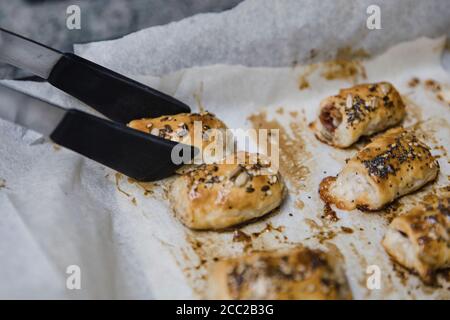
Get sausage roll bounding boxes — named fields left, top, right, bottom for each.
left=128, top=111, right=232, bottom=163
left=320, top=127, right=439, bottom=211
left=207, top=247, right=352, bottom=300
left=311, top=82, right=406, bottom=148
left=382, top=187, right=450, bottom=283
left=169, top=152, right=286, bottom=230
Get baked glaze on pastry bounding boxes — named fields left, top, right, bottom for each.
left=311, top=82, right=406, bottom=148
left=169, top=152, right=286, bottom=230
left=207, top=247, right=352, bottom=300
left=382, top=186, right=450, bottom=283
left=128, top=111, right=230, bottom=162
left=319, top=127, right=439, bottom=211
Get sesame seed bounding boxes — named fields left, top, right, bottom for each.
left=346, top=94, right=353, bottom=109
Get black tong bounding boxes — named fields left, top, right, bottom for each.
left=0, top=28, right=196, bottom=181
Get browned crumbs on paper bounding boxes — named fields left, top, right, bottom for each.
left=424, top=79, right=442, bottom=92
left=231, top=222, right=289, bottom=253
left=180, top=233, right=212, bottom=295
left=248, top=111, right=311, bottom=191
left=336, top=47, right=371, bottom=60
left=114, top=173, right=131, bottom=197
left=295, top=199, right=305, bottom=209
left=382, top=201, right=403, bottom=223
left=433, top=145, right=448, bottom=159
left=408, top=77, right=420, bottom=88
left=297, top=47, right=369, bottom=89
left=320, top=47, right=369, bottom=84
left=340, top=226, right=354, bottom=234
left=297, top=64, right=318, bottom=90
left=127, top=177, right=156, bottom=196
left=424, top=79, right=450, bottom=107
left=303, top=218, right=337, bottom=244
left=298, top=77, right=310, bottom=90
left=182, top=220, right=289, bottom=297
left=250, top=223, right=285, bottom=238
left=232, top=230, right=252, bottom=251
left=316, top=230, right=337, bottom=244
left=322, top=203, right=339, bottom=223
left=233, top=229, right=252, bottom=243
left=391, top=258, right=410, bottom=286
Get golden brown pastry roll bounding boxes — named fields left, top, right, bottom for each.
left=320, top=127, right=439, bottom=211
left=207, top=247, right=352, bottom=300
left=169, top=152, right=286, bottom=230
left=311, top=82, right=406, bottom=148
left=128, top=111, right=231, bottom=163
left=382, top=187, right=450, bottom=283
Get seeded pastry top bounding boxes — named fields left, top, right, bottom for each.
left=313, top=82, right=407, bottom=148
left=185, top=152, right=280, bottom=202
left=169, top=151, right=286, bottom=230
left=333, top=82, right=404, bottom=129
left=128, top=111, right=227, bottom=143
left=355, top=127, right=438, bottom=181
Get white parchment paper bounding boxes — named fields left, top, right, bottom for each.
left=0, top=0, right=449, bottom=299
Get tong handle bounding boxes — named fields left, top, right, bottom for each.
left=0, top=27, right=62, bottom=79
left=48, top=53, right=190, bottom=124
left=0, top=28, right=191, bottom=124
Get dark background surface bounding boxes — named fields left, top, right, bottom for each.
left=0, top=0, right=243, bottom=79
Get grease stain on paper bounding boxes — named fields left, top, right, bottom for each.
left=320, top=47, right=369, bottom=84
left=297, top=64, right=318, bottom=90
left=248, top=111, right=312, bottom=191
left=424, top=79, right=450, bottom=107
left=178, top=219, right=293, bottom=297
left=193, top=81, right=206, bottom=113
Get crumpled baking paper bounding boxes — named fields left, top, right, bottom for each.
left=0, top=0, right=449, bottom=299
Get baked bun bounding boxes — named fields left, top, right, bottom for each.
left=320, top=127, right=439, bottom=211
left=207, top=247, right=352, bottom=300
left=128, top=111, right=232, bottom=163
left=311, top=82, right=406, bottom=148
left=169, top=152, right=286, bottom=230
left=382, top=186, right=450, bottom=283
